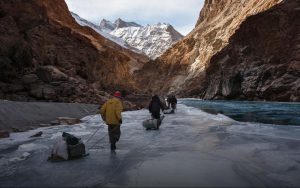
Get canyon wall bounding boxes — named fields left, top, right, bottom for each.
left=0, top=0, right=148, bottom=104
left=136, top=0, right=299, bottom=102
left=200, top=0, right=300, bottom=101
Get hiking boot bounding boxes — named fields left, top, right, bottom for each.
left=110, top=144, right=116, bottom=150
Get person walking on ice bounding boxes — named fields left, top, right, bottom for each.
left=100, top=91, right=123, bottom=151
left=167, top=95, right=177, bottom=112
left=148, top=95, right=165, bottom=129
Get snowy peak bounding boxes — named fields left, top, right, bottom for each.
left=99, top=18, right=142, bottom=31
left=145, top=22, right=183, bottom=41
left=114, top=18, right=141, bottom=28
left=99, top=19, right=116, bottom=32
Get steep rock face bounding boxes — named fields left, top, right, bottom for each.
left=0, top=0, right=148, bottom=104
left=135, top=0, right=299, bottom=102
left=160, top=0, right=282, bottom=89
left=201, top=0, right=300, bottom=101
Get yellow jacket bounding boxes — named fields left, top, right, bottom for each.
left=100, top=97, right=123, bottom=125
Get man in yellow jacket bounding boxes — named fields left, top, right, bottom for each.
left=100, top=91, right=123, bottom=151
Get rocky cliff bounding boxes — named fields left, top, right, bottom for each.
left=135, top=0, right=299, bottom=102
left=0, top=0, right=148, bottom=105
left=201, top=0, right=300, bottom=101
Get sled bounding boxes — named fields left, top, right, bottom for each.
left=143, top=119, right=159, bottom=129
left=48, top=133, right=88, bottom=162
left=68, top=141, right=87, bottom=160
left=163, top=109, right=174, bottom=114
left=143, top=115, right=164, bottom=130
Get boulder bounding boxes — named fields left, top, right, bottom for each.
left=22, top=74, right=39, bottom=84
left=12, top=127, right=24, bottom=132
left=60, top=84, right=75, bottom=97
left=29, top=84, right=57, bottom=100
left=29, top=84, right=44, bottom=99
left=43, top=85, right=56, bottom=100
left=29, top=131, right=43, bottom=138
left=36, top=65, right=68, bottom=83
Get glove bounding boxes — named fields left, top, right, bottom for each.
left=119, top=119, right=122, bottom=124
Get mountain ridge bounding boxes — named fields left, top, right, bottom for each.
left=97, top=18, right=184, bottom=59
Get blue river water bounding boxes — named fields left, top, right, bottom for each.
left=180, top=99, right=300, bottom=126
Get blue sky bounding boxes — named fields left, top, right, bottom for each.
left=65, top=0, right=204, bottom=35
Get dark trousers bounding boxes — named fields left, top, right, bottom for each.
left=151, top=113, right=160, bottom=119
left=108, top=124, right=121, bottom=144
left=171, top=103, right=176, bottom=110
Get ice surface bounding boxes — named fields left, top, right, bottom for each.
left=0, top=104, right=299, bottom=187
left=18, top=143, right=48, bottom=152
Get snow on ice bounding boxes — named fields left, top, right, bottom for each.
left=0, top=104, right=300, bottom=187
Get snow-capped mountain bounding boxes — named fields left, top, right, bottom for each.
left=111, top=22, right=183, bottom=59
left=72, top=13, right=183, bottom=59
left=100, top=19, right=184, bottom=59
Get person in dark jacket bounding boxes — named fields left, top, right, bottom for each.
left=148, top=95, right=164, bottom=127
left=167, top=95, right=177, bottom=111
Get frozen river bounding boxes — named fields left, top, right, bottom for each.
left=0, top=104, right=300, bottom=187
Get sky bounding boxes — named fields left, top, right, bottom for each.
left=65, top=0, right=204, bottom=36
